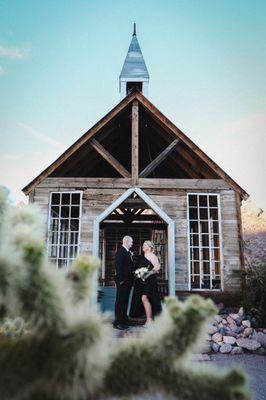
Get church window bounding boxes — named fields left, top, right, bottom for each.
left=47, top=191, right=82, bottom=268
left=187, top=193, right=223, bottom=290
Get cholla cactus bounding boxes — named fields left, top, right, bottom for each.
left=0, top=187, right=251, bottom=400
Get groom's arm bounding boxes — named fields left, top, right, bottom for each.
left=115, top=249, right=125, bottom=284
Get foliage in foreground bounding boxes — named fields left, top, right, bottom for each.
left=0, top=188, right=251, bottom=400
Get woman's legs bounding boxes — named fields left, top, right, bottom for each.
left=141, top=294, right=152, bottom=325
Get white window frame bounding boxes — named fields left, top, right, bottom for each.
left=47, top=190, right=83, bottom=269
left=186, top=192, right=224, bottom=291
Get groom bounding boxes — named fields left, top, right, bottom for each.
left=113, top=236, right=134, bottom=330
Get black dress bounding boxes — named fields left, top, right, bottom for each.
left=129, top=255, right=162, bottom=319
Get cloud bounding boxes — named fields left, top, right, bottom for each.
left=0, top=65, right=4, bottom=75
left=18, top=122, right=65, bottom=150
left=0, top=43, right=30, bottom=60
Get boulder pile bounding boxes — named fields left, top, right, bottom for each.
left=206, top=307, right=266, bottom=355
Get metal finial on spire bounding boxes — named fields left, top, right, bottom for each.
left=133, top=23, right=136, bottom=36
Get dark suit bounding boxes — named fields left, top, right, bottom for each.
left=114, top=246, right=134, bottom=325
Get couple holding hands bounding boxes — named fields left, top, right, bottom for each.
left=113, top=235, right=162, bottom=330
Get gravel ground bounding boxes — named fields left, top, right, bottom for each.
left=209, top=353, right=266, bottom=400
left=111, top=325, right=266, bottom=399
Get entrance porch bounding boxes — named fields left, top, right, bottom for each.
left=92, top=188, right=175, bottom=311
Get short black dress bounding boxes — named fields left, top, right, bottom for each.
left=129, top=255, right=162, bottom=318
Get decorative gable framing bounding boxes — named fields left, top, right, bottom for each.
left=23, top=90, right=249, bottom=201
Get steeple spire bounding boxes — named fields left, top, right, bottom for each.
left=119, top=24, right=149, bottom=100
left=133, top=22, right=136, bottom=36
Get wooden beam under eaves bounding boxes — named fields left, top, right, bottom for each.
left=89, top=138, right=130, bottom=178
left=139, top=139, right=180, bottom=178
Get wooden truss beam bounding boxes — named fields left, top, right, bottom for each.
left=142, top=117, right=214, bottom=178
left=131, top=100, right=139, bottom=185
left=89, top=138, right=130, bottom=178
left=139, top=139, right=180, bottom=178
left=136, top=91, right=249, bottom=199
left=61, top=124, right=119, bottom=176
left=105, top=214, right=160, bottom=222
left=121, top=199, right=151, bottom=209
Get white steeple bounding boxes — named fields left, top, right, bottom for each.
left=119, top=24, right=149, bottom=100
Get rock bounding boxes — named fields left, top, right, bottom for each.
left=220, top=314, right=228, bottom=320
left=231, top=346, right=244, bottom=355
left=227, top=316, right=235, bottom=325
left=227, top=330, right=237, bottom=337
left=229, top=313, right=240, bottom=321
left=234, top=317, right=243, bottom=326
left=207, top=325, right=218, bottom=335
left=243, top=327, right=253, bottom=337
left=222, top=319, right=227, bottom=325
left=251, top=331, right=266, bottom=348
left=252, top=347, right=266, bottom=355
left=238, top=307, right=244, bottom=317
left=219, top=327, right=229, bottom=335
left=205, top=334, right=212, bottom=341
left=230, top=326, right=240, bottom=333
left=214, top=315, right=222, bottom=324
left=220, top=344, right=232, bottom=353
left=236, top=338, right=261, bottom=351
left=223, top=336, right=236, bottom=345
left=212, top=332, right=223, bottom=343
left=242, top=320, right=251, bottom=328
left=263, top=329, right=266, bottom=334
left=211, top=342, right=220, bottom=353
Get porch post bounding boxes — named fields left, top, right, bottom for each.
left=91, top=219, right=100, bottom=306
left=168, top=221, right=176, bottom=296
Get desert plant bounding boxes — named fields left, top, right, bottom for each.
left=239, top=261, right=266, bottom=326
left=0, top=187, right=251, bottom=400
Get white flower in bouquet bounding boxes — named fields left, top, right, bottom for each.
left=134, top=267, right=149, bottom=281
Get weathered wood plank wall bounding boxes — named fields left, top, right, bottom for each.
left=31, top=178, right=242, bottom=292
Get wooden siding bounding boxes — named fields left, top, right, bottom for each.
left=31, top=178, right=243, bottom=292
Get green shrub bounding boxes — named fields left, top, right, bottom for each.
left=242, top=262, right=266, bottom=326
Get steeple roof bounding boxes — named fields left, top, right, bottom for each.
left=120, top=25, right=149, bottom=79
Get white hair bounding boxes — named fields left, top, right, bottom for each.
left=122, top=236, right=133, bottom=243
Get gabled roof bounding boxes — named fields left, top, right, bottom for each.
left=22, top=90, right=249, bottom=200
left=120, top=32, right=149, bottom=80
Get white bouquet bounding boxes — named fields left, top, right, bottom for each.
left=134, top=267, right=149, bottom=281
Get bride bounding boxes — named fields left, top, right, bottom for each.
left=129, top=240, right=162, bottom=326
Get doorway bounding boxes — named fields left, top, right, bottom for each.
left=92, top=187, right=175, bottom=308
left=99, top=223, right=168, bottom=309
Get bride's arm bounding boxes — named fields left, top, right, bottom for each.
left=150, top=254, right=160, bottom=273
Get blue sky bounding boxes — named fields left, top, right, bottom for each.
left=0, top=0, right=265, bottom=208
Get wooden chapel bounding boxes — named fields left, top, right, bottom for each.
left=23, top=25, right=249, bottom=308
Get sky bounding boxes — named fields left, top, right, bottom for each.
left=0, top=0, right=265, bottom=209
